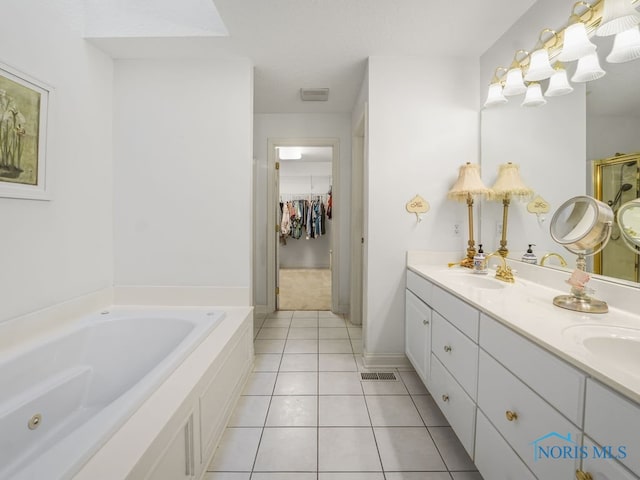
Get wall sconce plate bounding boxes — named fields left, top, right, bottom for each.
left=406, top=194, right=430, bottom=222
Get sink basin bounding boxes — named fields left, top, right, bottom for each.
left=448, top=273, right=506, bottom=290
left=563, top=325, right=640, bottom=378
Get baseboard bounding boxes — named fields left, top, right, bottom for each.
left=253, top=304, right=272, bottom=316
left=362, top=352, right=412, bottom=369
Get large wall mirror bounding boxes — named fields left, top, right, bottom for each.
left=479, top=0, right=640, bottom=286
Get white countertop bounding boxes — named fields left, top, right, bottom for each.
left=407, top=253, right=640, bottom=404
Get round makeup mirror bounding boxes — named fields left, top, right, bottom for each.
left=549, top=196, right=614, bottom=313
left=617, top=198, right=640, bottom=252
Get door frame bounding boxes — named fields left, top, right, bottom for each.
left=267, top=137, right=340, bottom=313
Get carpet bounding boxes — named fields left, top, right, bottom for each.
left=278, top=268, right=331, bottom=311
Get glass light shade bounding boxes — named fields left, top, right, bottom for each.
left=484, top=83, right=508, bottom=107
left=503, top=68, right=527, bottom=96
left=559, top=22, right=598, bottom=61
left=607, top=26, right=640, bottom=62
left=596, top=0, right=640, bottom=36
left=521, top=83, right=547, bottom=107
left=525, top=49, right=557, bottom=81
left=571, top=53, right=606, bottom=82
left=545, top=68, right=574, bottom=96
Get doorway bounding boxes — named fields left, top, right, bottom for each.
left=593, top=153, right=640, bottom=282
left=267, top=138, right=340, bottom=313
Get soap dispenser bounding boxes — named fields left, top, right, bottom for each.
left=522, top=244, right=537, bottom=264
left=473, top=244, right=488, bottom=274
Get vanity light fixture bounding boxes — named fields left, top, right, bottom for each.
left=502, top=51, right=529, bottom=96
left=596, top=0, right=640, bottom=36
left=483, top=67, right=508, bottom=107
left=490, top=162, right=534, bottom=257
left=524, top=30, right=559, bottom=81
left=559, top=2, right=598, bottom=62
left=448, top=163, right=492, bottom=268
left=571, top=51, right=607, bottom=82
left=545, top=63, right=575, bottom=96
left=521, top=82, right=547, bottom=107
left=606, top=25, right=640, bottom=62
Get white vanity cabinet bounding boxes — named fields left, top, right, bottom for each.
left=405, top=289, right=432, bottom=385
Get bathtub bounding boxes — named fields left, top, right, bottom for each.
left=0, top=308, right=224, bottom=480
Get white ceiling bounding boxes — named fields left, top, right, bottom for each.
left=84, top=0, right=538, bottom=114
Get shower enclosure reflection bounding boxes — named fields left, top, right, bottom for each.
left=593, top=153, right=640, bottom=282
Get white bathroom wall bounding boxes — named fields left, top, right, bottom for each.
left=587, top=115, right=640, bottom=161
left=253, top=113, right=352, bottom=311
left=364, top=56, right=479, bottom=363
left=479, top=0, right=586, bottom=260
left=0, top=1, right=114, bottom=324
left=113, top=58, right=253, bottom=305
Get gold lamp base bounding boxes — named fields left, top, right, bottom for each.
left=552, top=294, right=608, bottom=314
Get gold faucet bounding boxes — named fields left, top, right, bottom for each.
left=484, top=251, right=515, bottom=283
left=540, top=252, right=568, bottom=267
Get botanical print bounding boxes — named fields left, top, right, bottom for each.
left=0, top=73, right=41, bottom=186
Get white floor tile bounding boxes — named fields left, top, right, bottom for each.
left=204, top=472, right=251, bottom=480
left=374, top=427, right=446, bottom=471
left=254, top=339, right=286, bottom=354
left=227, top=395, right=270, bottom=427
left=293, top=310, right=319, bottom=318
left=319, top=327, right=350, bottom=339
left=266, top=395, right=317, bottom=426
left=242, top=372, right=277, bottom=395
left=291, top=317, right=319, bottom=328
left=253, top=319, right=266, bottom=330
left=429, top=426, right=476, bottom=471
left=209, top=427, right=262, bottom=471
left=319, top=339, right=353, bottom=353
left=385, top=473, right=452, bottom=480
left=361, top=380, right=408, bottom=395
left=274, top=372, right=318, bottom=395
left=256, top=327, right=289, bottom=340
left=284, top=339, right=318, bottom=354
left=319, top=372, right=363, bottom=395
left=267, top=311, right=294, bottom=319
left=287, top=327, right=319, bottom=339
left=347, top=327, right=363, bottom=339
left=351, top=340, right=363, bottom=354
left=252, top=473, right=316, bottom=480
left=279, top=353, right=318, bottom=372
left=253, top=354, right=282, bottom=372
left=253, top=427, right=317, bottom=471
left=365, top=395, right=424, bottom=426
left=262, top=317, right=292, bottom=328
left=318, top=427, right=382, bottom=471
left=318, top=311, right=343, bottom=319
left=450, top=472, right=484, bottom=480
left=319, top=353, right=357, bottom=371
left=319, top=317, right=347, bottom=327
left=319, top=395, right=371, bottom=427
left=398, top=370, right=429, bottom=395
left=412, top=395, right=449, bottom=426
left=319, top=474, right=384, bottom=480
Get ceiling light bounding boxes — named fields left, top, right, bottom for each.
left=278, top=147, right=302, bottom=160
left=606, top=26, right=640, bottom=62
left=525, top=29, right=558, bottom=81
left=503, top=51, right=529, bottom=96
left=545, top=64, right=574, bottom=96
left=596, top=0, right=640, bottom=36
left=483, top=67, right=508, bottom=108
left=559, top=21, right=597, bottom=61
left=521, top=83, right=547, bottom=107
left=571, top=52, right=606, bottom=82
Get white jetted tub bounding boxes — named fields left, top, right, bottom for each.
left=0, top=309, right=224, bottom=480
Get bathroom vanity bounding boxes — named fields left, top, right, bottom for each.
left=406, top=252, right=640, bottom=480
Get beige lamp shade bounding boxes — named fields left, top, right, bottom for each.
left=447, top=163, right=491, bottom=201
left=490, top=162, right=534, bottom=200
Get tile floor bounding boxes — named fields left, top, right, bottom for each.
left=206, top=310, right=483, bottom=480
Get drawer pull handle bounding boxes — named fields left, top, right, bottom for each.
left=442, top=394, right=449, bottom=402
left=505, top=410, right=518, bottom=422
left=423, top=319, right=429, bottom=325
left=443, top=345, right=452, bottom=353
left=576, top=470, right=593, bottom=480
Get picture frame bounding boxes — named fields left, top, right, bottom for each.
left=0, top=61, right=51, bottom=200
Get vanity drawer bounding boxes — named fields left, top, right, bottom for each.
left=584, top=379, right=640, bottom=477
left=475, top=410, right=536, bottom=480
left=406, top=269, right=432, bottom=305
left=479, top=314, right=585, bottom=426
left=432, top=311, right=478, bottom=399
left=431, top=284, right=479, bottom=342
left=477, top=350, right=580, bottom=479
left=581, top=436, right=639, bottom=480
left=430, top=354, right=475, bottom=457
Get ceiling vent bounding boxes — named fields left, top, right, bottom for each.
left=300, top=88, right=329, bottom=101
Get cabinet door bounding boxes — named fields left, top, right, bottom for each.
left=146, top=416, right=194, bottom=480
left=405, top=289, right=431, bottom=384
left=580, top=436, right=639, bottom=480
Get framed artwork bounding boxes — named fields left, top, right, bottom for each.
left=0, top=62, right=51, bottom=200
